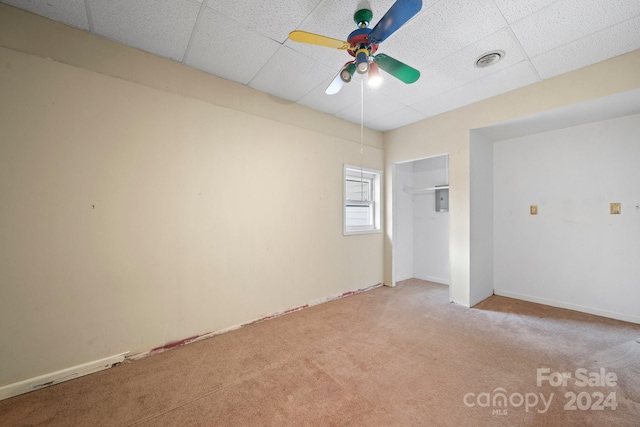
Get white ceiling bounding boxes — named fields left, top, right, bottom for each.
left=3, top=0, right=640, bottom=131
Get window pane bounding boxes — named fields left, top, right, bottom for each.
left=346, top=178, right=371, bottom=201
left=344, top=164, right=381, bottom=235
left=345, top=205, right=372, bottom=226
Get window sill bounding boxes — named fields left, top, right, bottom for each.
left=343, top=229, right=382, bottom=236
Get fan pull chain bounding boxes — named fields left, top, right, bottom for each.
left=360, top=77, right=365, bottom=201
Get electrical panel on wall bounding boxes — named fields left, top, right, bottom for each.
left=436, top=186, right=449, bottom=212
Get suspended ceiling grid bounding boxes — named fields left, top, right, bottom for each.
left=2, top=0, right=640, bottom=131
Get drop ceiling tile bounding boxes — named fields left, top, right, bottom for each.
left=332, top=105, right=364, bottom=126
left=297, top=73, right=364, bottom=114
left=207, top=0, right=323, bottom=44
left=248, top=46, right=336, bottom=102
left=294, top=0, right=390, bottom=39
left=511, top=0, right=640, bottom=58
left=363, top=89, right=411, bottom=122
left=531, top=15, right=640, bottom=79
left=412, top=61, right=540, bottom=118
left=366, top=107, right=427, bottom=132
left=2, top=0, right=89, bottom=30
left=383, top=0, right=508, bottom=67
left=334, top=88, right=407, bottom=125
left=283, top=38, right=348, bottom=75
left=492, top=0, right=557, bottom=24
left=354, top=0, right=438, bottom=67
left=283, top=0, right=354, bottom=74
left=287, top=0, right=431, bottom=47
left=86, top=0, right=200, bottom=61
left=380, top=27, right=528, bottom=105
left=185, top=7, right=281, bottom=85
left=376, top=71, right=448, bottom=107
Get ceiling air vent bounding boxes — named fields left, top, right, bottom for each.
left=475, top=50, right=505, bottom=68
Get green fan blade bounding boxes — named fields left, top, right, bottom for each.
left=373, top=54, right=420, bottom=84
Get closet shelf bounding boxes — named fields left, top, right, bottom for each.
left=403, top=185, right=449, bottom=195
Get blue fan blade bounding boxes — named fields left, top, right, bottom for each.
left=369, top=0, right=422, bottom=44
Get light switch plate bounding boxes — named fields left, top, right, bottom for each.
left=530, top=205, right=538, bottom=215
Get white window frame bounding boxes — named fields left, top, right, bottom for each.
left=343, top=164, right=382, bottom=235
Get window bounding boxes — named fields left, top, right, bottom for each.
left=344, top=165, right=382, bottom=235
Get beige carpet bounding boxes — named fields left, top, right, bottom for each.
left=1, top=279, right=639, bottom=426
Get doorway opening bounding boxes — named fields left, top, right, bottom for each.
left=392, top=154, right=450, bottom=289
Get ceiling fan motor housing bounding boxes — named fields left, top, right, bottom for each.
left=348, top=9, right=380, bottom=73
left=347, top=28, right=379, bottom=75
left=354, top=8, right=373, bottom=27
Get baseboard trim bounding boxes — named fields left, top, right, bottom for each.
left=394, top=275, right=413, bottom=283
left=1, top=283, right=384, bottom=400
left=128, top=282, right=384, bottom=361
left=0, top=352, right=129, bottom=401
left=395, top=276, right=450, bottom=286
left=493, top=289, right=640, bottom=325
left=416, top=275, right=450, bottom=286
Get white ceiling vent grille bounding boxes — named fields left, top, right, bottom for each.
left=475, top=50, right=505, bottom=68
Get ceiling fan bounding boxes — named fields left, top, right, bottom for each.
left=289, top=0, right=422, bottom=95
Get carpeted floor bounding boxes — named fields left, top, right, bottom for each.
left=1, top=279, right=639, bottom=426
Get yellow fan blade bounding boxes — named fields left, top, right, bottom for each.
left=289, top=30, right=350, bottom=50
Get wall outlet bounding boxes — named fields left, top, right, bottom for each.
left=610, top=203, right=621, bottom=214
left=530, top=205, right=538, bottom=215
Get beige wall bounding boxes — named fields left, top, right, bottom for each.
left=0, top=6, right=383, bottom=387
left=384, top=49, right=640, bottom=306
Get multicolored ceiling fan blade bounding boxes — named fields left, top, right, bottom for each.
left=288, top=30, right=351, bottom=50
left=373, top=54, right=420, bottom=84
left=369, top=0, right=422, bottom=45
left=289, top=2, right=422, bottom=92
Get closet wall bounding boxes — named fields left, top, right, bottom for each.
left=394, top=156, right=449, bottom=284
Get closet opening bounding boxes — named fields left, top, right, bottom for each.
left=392, top=154, right=450, bottom=288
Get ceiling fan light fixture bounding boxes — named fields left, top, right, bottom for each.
left=355, top=49, right=370, bottom=74
left=368, top=62, right=382, bottom=87
left=340, top=63, right=356, bottom=83
left=475, top=50, right=505, bottom=68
